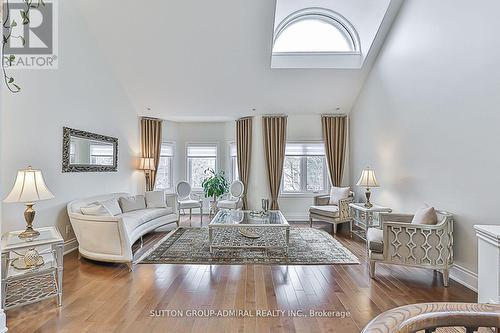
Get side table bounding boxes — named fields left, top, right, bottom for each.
left=1, top=226, right=64, bottom=310
left=349, top=203, right=392, bottom=240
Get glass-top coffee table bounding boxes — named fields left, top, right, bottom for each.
left=208, top=210, right=290, bottom=255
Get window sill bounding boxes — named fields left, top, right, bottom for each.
left=279, top=192, right=328, bottom=199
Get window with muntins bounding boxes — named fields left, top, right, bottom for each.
left=229, top=142, right=239, bottom=182
left=273, top=9, right=359, bottom=54
left=90, top=143, right=114, bottom=165
left=187, top=144, right=217, bottom=189
left=281, top=142, right=328, bottom=194
left=155, top=143, right=174, bottom=191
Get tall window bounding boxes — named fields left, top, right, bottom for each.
left=187, top=144, right=217, bottom=189
left=90, top=143, right=114, bottom=165
left=155, top=143, right=174, bottom=190
left=229, top=142, right=239, bottom=182
left=281, top=142, right=328, bottom=194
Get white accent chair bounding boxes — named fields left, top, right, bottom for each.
left=217, top=180, right=245, bottom=210
left=367, top=210, right=454, bottom=286
left=67, top=193, right=178, bottom=270
left=309, top=193, right=354, bottom=234
left=176, top=181, right=203, bottom=225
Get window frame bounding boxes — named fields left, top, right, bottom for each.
left=155, top=141, right=175, bottom=191
left=280, top=141, right=329, bottom=197
left=229, top=142, right=239, bottom=182
left=186, top=142, right=219, bottom=191
left=272, top=8, right=361, bottom=56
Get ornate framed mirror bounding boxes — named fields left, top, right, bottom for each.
left=62, top=127, right=118, bottom=172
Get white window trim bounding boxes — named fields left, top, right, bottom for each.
left=155, top=141, right=175, bottom=192
left=185, top=142, right=219, bottom=192
left=280, top=141, right=330, bottom=197
left=228, top=141, right=238, bottom=182
left=273, top=7, right=361, bottom=55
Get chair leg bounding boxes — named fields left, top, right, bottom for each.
left=189, top=209, right=192, bottom=220
left=126, top=262, right=134, bottom=272
left=200, top=206, right=203, bottom=225
left=442, top=268, right=449, bottom=287
left=309, top=217, right=313, bottom=228
left=349, top=220, right=353, bottom=236
left=333, top=223, right=337, bottom=234
left=369, top=260, right=376, bottom=278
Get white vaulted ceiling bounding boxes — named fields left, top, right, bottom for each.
left=73, top=0, right=401, bottom=121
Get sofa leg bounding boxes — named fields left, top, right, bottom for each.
left=77, top=252, right=81, bottom=260
left=176, top=219, right=180, bottom=227
left=126, top=262, right=134, bottom=272
left=189, top=209, right=192, bottom=220
left=442, top=268, right=449, bottom=287
left=333, top=224, right=337, bottom=234
left=309, top=217, right=313, bottom=228
left=369, top=260, right=376, bottom=278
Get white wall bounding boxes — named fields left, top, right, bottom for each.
left=350, top=0, right=500, bottom=283
left=0, top=1, right=141, bottom=243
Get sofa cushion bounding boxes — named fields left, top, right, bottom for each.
left=100, top=198, right=122, bottom=216
left=145, top=191, right=167, bottom=208
left=119, top=207, right=174, bottom=232
left=367, top=228, right=384, bottom=253
left=412, top=206, right=438, bottom=225
left=329, top=187, right=350, bottom=205
left=81, top=204, right=111, bottom=216
left=119, top=195, right=146, bottom=213
left=309, top=205, right=339, bottom=218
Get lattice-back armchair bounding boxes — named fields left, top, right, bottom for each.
left=367, top=211, right=454, bottom=286
left=309, top=193, right=354, bottom=234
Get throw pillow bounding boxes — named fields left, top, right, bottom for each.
left=119, top=195, right=146, bottom=213
left=411, top=206, right=438, bottom=225
left=81, top=204, right=111, bottom=216
left=329, top=187, right=350, bottom=205
left=99, top=198, right=122, bottom=216
left=145, top=191, right=167, bottom=208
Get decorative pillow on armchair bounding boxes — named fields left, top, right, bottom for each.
left=329, top=187, right=350, bottom=205
left=411, top=205, right=438, bottom=225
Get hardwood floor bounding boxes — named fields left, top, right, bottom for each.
left=5, top=216, right=477, bottom=333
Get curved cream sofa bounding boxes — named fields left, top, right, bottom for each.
left=67, top=193, right=178, bottom=270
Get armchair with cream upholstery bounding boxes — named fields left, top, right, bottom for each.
left=176, top=181, right=203, bottom=225
left=367, top=210, right=454, bottom=286
left=217, top=180, right=244, bottom=210
left=309, top=192, right=354, bottom=234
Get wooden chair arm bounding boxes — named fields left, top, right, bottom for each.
left=380, top=213, right=414, bottom=224
left=362, top=302, right=500, bottom=333
left=314, top=195, right=330, bottom=206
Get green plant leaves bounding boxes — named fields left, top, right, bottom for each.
left=201, top=169, right=229, bottom=199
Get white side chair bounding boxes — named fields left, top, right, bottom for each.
left=176, top=181, right=203, bottom=225
left=217, top=180, right=244, bottom=210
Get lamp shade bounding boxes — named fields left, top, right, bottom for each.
left=4, top=166, right=55, bottom=203
left=356, top=168, right=380, bottom=188
left=139, top=157, right=155, bottom=171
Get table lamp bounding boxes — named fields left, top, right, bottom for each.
left=356, top=167, right=379, bottom=208
left=3, top=166, right=55, bottom=240
left=139, top=157, right=155, bottom=188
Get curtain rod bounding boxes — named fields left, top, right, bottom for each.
left=321, top=114, right=347, bottom=118
left=236, top=116, right=253, bottom=121
left=261, top=114, right=287, bottom=118
left=141, top=116, right=162, bottom=121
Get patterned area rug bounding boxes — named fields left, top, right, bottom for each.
left=139, top=227, right=359, bottom=265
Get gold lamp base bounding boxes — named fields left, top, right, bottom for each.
left=18, top=203, right=40, bottom=240
left=364, top=188, right=373, bottom=208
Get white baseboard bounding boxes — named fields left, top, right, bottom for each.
left=64, top=238, right=78, bottom=255
left=450, top=264, right=478, bottom=292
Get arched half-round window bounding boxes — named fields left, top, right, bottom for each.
left=273, top=8, right=360, bottom=54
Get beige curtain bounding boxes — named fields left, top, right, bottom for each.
left=236, top=117, right=252, bottom=209
left=262, top=116, right=287, bottom=210
left=322, top=115, right=348, bottom=187
left=140, top=117, right=163, bottom=191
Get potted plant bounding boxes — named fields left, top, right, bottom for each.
left=202, top=168, right=229, bottom=216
